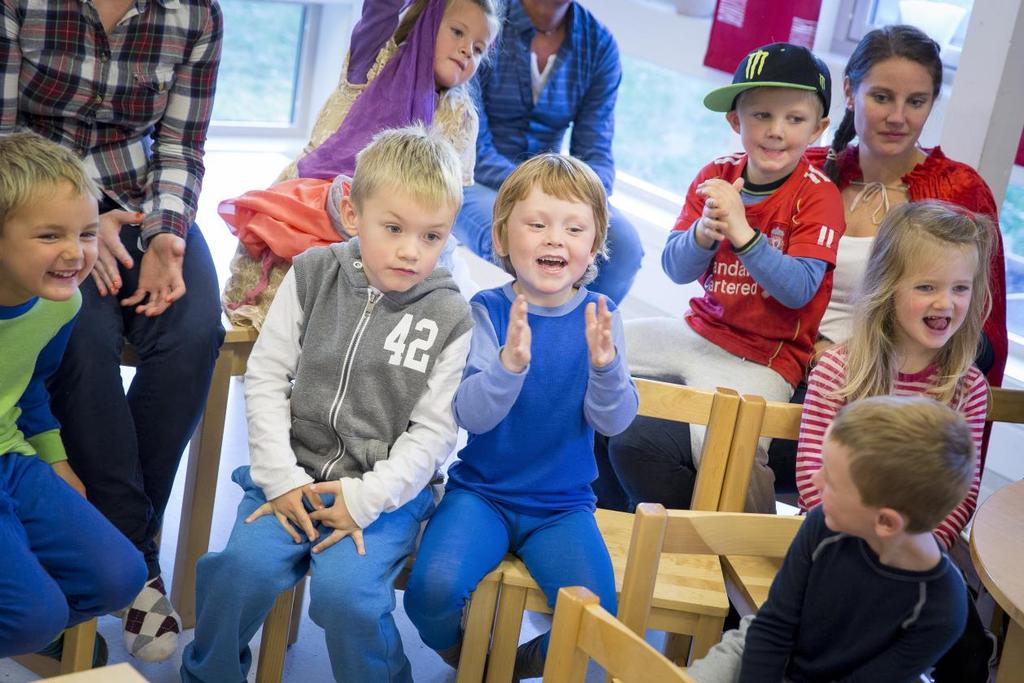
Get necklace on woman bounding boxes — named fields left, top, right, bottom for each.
left=533, top=23, right=562, bottom=36
left=847, top=180, right=909, bottom=225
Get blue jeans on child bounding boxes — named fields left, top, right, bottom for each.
left=0, top=454, right=147, bottom=657
left=181, top=466, right=435, bottom=683
left=452, top=182, right=644, bottom=305
left=403, top=488, right=617, bottom=656
left=48, top=223, right=225, bottom=579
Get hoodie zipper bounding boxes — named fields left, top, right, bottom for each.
left=318, top=285, right=382, bottom=480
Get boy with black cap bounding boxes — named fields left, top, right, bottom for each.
left=612, top=43, right=845, bottom=513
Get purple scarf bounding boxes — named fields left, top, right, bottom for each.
left=296, top=0, right=445, bottom=179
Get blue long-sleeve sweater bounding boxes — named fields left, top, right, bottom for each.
left=446, top=284, right=638, bottom=513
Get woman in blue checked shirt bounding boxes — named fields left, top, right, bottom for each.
left=1, top=0, right=225, bottom=662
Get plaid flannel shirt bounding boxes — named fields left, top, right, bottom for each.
left=1, top=0, right=223, bottom=243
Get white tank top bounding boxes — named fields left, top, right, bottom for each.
left=817, top=235, right=876, bottom=344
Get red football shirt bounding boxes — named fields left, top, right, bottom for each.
left=675, top=153, right=845, bottom=386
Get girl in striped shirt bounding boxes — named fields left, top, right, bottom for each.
left=795, top=200, right=992, bottom=551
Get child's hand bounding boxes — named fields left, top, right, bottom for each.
left=245, top=484, right=324, bottom=544
left=500, top=295, right=531, bottom=373
left=585, top=296, right=616, bottom=368
left=697, top=178, right=754, bottom=247
left=51, top=460, right=86, bottom=497
left=308, top=481, right=366, bottom=555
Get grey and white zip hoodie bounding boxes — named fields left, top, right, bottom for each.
left=244, top=239, right=473, bottom=528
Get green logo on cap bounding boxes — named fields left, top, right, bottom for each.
left=745, top=50, right=769, bottom=79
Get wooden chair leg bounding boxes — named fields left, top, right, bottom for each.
left=663, top=632, right=693, bottom=666
left=287, top=577, right=307, bottom=647
left=256, top=587, right=296, bottom=683
left=10, top=619, right=98, bottom=678
left=60, top=618, right=98, bottom=674
left=456, top=569, right=502, bottom=683
left=690, top=615, right=725, bottom=664
left=485, top=584, right=528, bottom=683
left=170, top=350, right=234, bottom=629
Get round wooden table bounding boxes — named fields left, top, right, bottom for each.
left=970, top=479, right=1024, bottom=683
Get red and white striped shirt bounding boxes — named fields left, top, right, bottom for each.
left=796, top=346, right=987, bottom=549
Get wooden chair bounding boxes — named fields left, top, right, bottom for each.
left=620, top=505, right=802, bottom=636
left=483, top=382, right=744, bottom=682
left=542, top=587, right=697, bottom=683
left=122, top=322, right=258, bottom=628
left=254, top=564, right=503, bottom=683
left=726, top=385, right=1024, bottom=613
left=718, top=393, right=803, bottom=612
left=10, top=619, right=99, bottom=678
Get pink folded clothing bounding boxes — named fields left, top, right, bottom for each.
left=219, top=176, right=351, bottom=262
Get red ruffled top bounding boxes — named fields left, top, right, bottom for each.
left=806, top=145, right=1008, bottom=387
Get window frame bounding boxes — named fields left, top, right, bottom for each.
left=208, top=2, right=323, bottom=138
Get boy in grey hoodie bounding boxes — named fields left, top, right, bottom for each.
left=182, top=124, right=473, bottom=683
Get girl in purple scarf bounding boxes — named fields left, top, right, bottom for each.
left=222, top=0, right=503, bottom=329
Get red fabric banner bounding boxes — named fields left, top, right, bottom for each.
left=704, top=0, right=824, bottom=73
left=1016, top=126, right=1024, bottom=167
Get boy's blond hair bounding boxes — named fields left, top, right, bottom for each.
left=828, top=395, right=975, bottom=533
left=0, top=131, right=98, bottom=230
left=349, top=123, right=464, bottom=215
left=491, top=154, right=609, bottom=285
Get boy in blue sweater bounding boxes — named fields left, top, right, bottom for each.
left=404, top=153, right=639, bottom=680
left=0, top=132, right=146, bottom=659
left=689, top=395, right=972, bottom=682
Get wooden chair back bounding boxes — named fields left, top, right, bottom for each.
left=719, top=394, right=803, bottom=512
left=633, top=379, right=742, bottom=511
left=544, top=587, right=697, bottom=683
left=617, top=505, right=803, bottom=636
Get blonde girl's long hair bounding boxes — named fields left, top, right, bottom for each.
left=838, top=200, right=993, bottom=406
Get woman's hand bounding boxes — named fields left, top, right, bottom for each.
left=92, top=210, right=139, bottom=296
left=122, top=233, right=186, bottom=317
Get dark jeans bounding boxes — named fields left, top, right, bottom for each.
left=763, top=379, right=807, bottom=496
left=49, top=223, right=225, bottom=578
left=593, top=415, right=695, bottom=512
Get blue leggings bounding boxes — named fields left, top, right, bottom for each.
left=404, top=489, right=617, bottom=654
left=0, top=454, right=147, bottom=657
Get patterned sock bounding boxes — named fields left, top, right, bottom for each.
left=122, top=576, right=181, bottom=662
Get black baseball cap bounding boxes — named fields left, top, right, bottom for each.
left=703, top=43, right=831, bottom=116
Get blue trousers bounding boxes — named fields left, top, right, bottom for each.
left=0, top=454, right=147, bottom=657
left=452, top=182, right=644, bottom=305
left=181, top=466, right=435, bottom=683
left=48, top=223, right=225, bottom=578
left=403, top=489, right=617, bottom=655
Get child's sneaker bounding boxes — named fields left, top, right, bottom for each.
left=122, top=576, right=181, bottom=662
left=36, top=630, right=109, bottom=668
